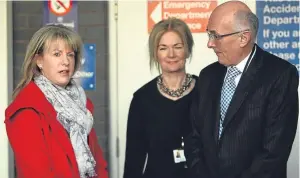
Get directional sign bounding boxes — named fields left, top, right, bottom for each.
left=48, top=0, right=73, bottom=16
left=148, top=1, right=217, bottom=33
left=73, top=44, right=97, bottom=90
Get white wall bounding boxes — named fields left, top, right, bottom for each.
left=0, top=1, right=13, bottom=178
left=109, top=1, right=299, bottom=178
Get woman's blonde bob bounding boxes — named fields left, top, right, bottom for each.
left=12, top=24, right=83, bottom=99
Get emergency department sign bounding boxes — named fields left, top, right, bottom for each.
left=148, top=1, right=217, bottom=33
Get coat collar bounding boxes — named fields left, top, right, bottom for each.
left=5, top=81, right=94, bottom=175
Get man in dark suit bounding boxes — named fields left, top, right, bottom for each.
left=185, top=1, right=299, bottom=178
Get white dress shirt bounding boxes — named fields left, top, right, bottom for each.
left=224, top=46, right=257, bottom=86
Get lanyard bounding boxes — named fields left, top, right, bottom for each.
left=240, top=45, right=257, bottom=77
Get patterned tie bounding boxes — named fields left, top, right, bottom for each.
left=219, top=66, right=241, bottom=139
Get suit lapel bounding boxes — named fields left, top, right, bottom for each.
left=211, top=65, right=227, bottom=143
left=222, top=45, right=263, bottom=132
left=201, top=64, right=226, bottom=168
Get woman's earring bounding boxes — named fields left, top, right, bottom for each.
left=38, top=65, right=42, bottom=70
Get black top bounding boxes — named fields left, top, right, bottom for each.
left=123, top=75, right=197, bottom=178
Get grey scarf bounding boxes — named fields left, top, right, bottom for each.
left=34, top=75, right=97, bottom=178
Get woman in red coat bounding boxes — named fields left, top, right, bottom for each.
left=5, top=24, right=108, bottom=178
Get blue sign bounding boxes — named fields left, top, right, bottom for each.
left=43, top=0, right=78, bottom=32
left=74, top=44, right=96, bottom=90
left=256, top=1, right=299, bottom=73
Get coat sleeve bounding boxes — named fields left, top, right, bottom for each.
left=123, top=94, right=147, bottom=178
left=5, top=109, right=55, bottom=178
left=89, top=129, right=109, bottom=178
left=240, top=65, right=299, bottom=178
left=184, top=71, right=211, bottom=178
left=86, top=98, right=109, bottom=178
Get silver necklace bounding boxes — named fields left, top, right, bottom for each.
left=157, top=74, right=193, bottom=97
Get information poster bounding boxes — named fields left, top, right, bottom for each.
left=74, top=44, right=96, bottom=90
left=256, top=1, right=299, bottom=73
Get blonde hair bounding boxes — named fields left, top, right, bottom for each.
left=13, top=24, right=83, bottom=99
left=148, top=18, right=194, bottom=72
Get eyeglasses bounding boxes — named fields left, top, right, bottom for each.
left=206, top=29, right=250, bottom=40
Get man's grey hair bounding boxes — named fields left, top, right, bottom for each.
left=234, top=10, right=259, bottom=42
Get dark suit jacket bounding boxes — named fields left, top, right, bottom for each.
left=185, top=45, right=299, bottom=178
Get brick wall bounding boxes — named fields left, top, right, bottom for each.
left=12, top=0, right=109, bottom=165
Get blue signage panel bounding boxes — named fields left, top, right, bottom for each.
left=43, top=0, right=78, bottom=32
left=256, top=1, right=299, bottom=73
left=74, top=44, right=96, bottom=90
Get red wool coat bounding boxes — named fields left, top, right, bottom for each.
left=5, top=81, right=108, bottom=178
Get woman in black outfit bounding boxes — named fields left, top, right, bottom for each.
left=123, top=18, right=197, bottom=178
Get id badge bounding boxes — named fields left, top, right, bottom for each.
left=173, top=149, right=186, bottom=163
